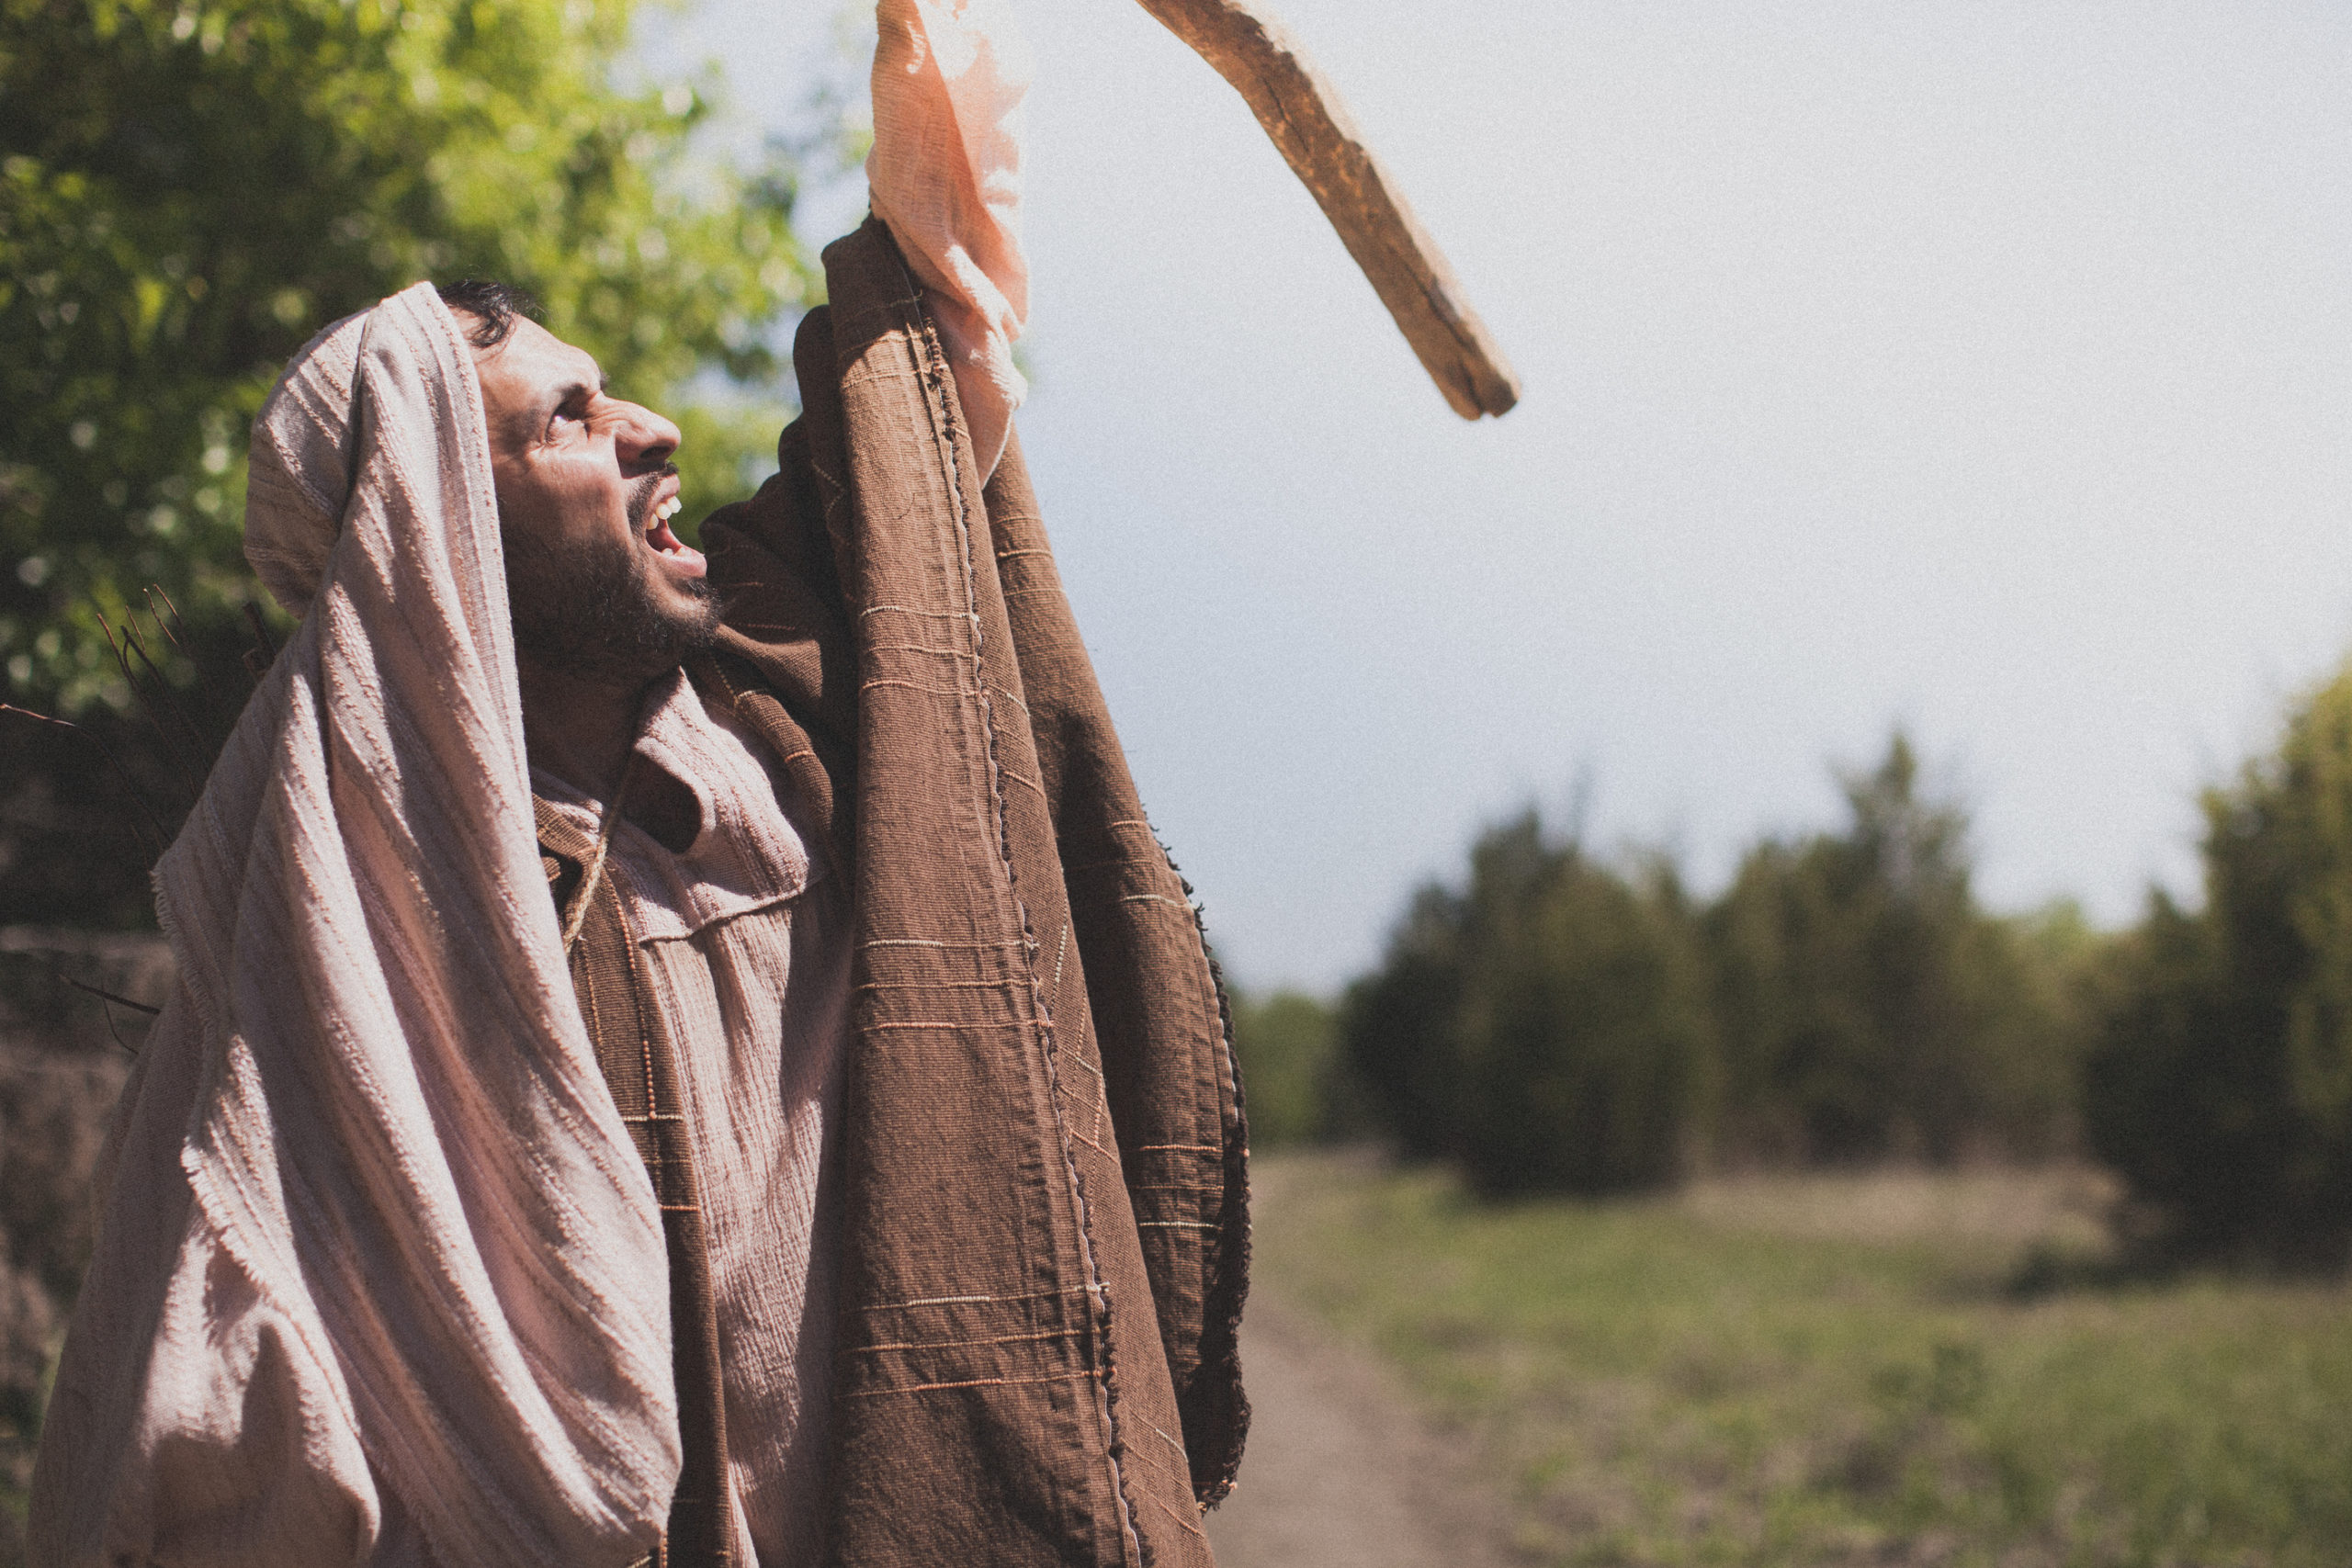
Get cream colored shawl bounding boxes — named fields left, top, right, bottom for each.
left=30, top=283, right=677, bottom=1567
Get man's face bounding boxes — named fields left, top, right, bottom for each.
left=467, top=315, right=716, bottom=682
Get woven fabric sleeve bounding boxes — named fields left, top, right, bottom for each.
left=982, top=434, right=1251, bottom=1501
left=701, top=217, right=1250, bottom=1567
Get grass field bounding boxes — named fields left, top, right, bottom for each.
left=1249, top=1153, right=2352, bottom=1568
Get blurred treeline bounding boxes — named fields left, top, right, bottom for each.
left=1235, top=674, right=2352, bottom=1269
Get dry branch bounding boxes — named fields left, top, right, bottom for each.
left=56, top=972, right=163, bottom=1019
left=1133, top=0, right=1521, bottom=419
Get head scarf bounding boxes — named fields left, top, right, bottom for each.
left=242, top=307, right=369, bottom=618
left=31, top=283, right=678, bottom=1567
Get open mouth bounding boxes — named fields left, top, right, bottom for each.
left=640, top=479, right=707, bottom=579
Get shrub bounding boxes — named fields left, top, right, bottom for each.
left=2085, top=664, right=2352, bottom=1265
left=1341, top=736, right=2092, bottom=1196
left=1227, top=988, right=1342, bottom=1148
left=1703, top=735, right=2083, bottom=1165
left=1342, top=813, right=1712, bottom=1196
left=1340, top=883, right=1471, bottom=1163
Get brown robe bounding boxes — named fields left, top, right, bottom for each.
left=544, top=218, right=1251, bottom=1568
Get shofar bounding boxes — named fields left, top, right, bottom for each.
left=1135, top=0, right=1521, bottom=420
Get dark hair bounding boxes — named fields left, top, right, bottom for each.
left=435, top=279, right=540, bottom=349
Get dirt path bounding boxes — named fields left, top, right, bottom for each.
left=1204, top=1291, right=1517, bottom=1568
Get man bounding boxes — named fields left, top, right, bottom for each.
left=31, top=220, right=1249, bottom=1566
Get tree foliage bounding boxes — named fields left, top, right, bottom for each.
left=1343, top=812, right=1713, bottom=1196
left=1, top=0, right=813, bottom=709
left=2086, top=664, right=2352, bottom=1265
left=1705, top=736, right=2080, bottom=1166
left=1339, top=734, right=2086, bottom=1196
left=1227, top=988, right=1343, bottom=1149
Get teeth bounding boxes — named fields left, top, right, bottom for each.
left=654, top=496, right=680, bottom=524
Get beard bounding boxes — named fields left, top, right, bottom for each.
left=503, top=471, right=718, bottom=684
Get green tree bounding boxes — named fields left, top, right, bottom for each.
left=1343, top=811, right=1712, bottom=1196
left=2087, top=664, right=2352, bottom=1264
left=1703, top=733, right=2075, bottom=1165
left=1346, top=739, right=2087, bottom=1199
left=1341, top=881, right=1471, bottom=1161
left=1, top=0, right=814, bottom=710
left=1451, top=826, right=1710, bottom=1195
left=1227, top=988, right=1341, bottom=1148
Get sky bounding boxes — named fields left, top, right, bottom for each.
left=650, top=0, right=2352, bottom=993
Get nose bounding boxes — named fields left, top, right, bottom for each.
left=613, top=398, right=682, bottom=471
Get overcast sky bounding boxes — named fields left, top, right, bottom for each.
left=653, top=0, right=2352, bottom=993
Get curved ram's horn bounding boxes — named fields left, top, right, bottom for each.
left=1133, top=0, right=1521, bottom=419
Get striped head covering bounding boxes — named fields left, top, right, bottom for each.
left=243, top=307, right=371, bottom=618
left=31, top=283, right=679, bottom=1568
